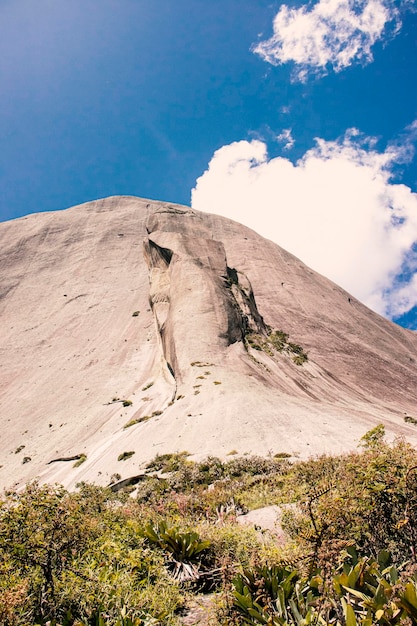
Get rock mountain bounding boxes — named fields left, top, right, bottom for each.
left=1, top=196, right=416, bottom=491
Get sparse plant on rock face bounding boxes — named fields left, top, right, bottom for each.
left=122, top=399, right=132, bottom=407
left=293, top=353, right=308, bottom=365
left=145, top=451, right=190, bottom=473
left=245, top=328, right=308, bottom=365
left=124, top=415, right=153, bottom=428
left=274, top=452, right=292, bottom=459
left=124, top=418, right=140, bottom=428
left=73, top=454, right=87, bottom=467
left=118, top=451, right=135, bottom=461
left=269, top=329, right=289, bottom=351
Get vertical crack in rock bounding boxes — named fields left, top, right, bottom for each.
left=143, top=208, right=270, bottom=387
left=143, top=237, right=177, bottom=384
left=225, top=266, right=268, bottom=338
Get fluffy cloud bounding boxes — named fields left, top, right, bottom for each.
left=276, top=128, right=295, bottom=150
left=253, top=0, right=400, bottom=80
left=191, top=130, right=417, bottom=322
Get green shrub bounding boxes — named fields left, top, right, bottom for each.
left=245, top=329, right=308, bottom=365
left=124, top=418, right=140, bottom=429
left=232, top=564, right=321, bottom=625
left=3, top=442, right=417, bottom=625
left=145, top=451, right=190, bottom=473
left=73, top=454, right=87, bottom=467
left=124, top=415, right=153, bottom=428
left=118, top=451, right=135, bottom=461
left=142, top=520, right=211, bottom=582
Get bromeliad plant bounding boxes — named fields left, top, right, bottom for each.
left=332, top=545, right=417, bottom=625
left=142, top=521, right=211, bottom=582
left=232, top=564, right=324, bottom=625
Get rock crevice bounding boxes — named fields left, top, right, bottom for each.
left=143, top=211, right=269, bottom=384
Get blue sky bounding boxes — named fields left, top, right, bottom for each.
left=1, top=0, right=417, bottom=328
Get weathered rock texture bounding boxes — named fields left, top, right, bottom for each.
left=0, top=196, right=416, bottom=491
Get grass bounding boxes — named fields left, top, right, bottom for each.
left=191, top=361, right=215, bottom=367
left=122, top=399, right=132, bottom=407
left=117, top=451, right=135, bottom=461
left=73, top=454, right=87, bottom=468
left=245, top=328, right=308, bottom=365
left=123, top=411, right=162, bottom=428
left=124, top=417, right=149, bottom=429
left=141, top=382, right=154, bottom=391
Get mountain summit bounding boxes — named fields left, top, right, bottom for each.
left=1, top=196, right=416, bottom=491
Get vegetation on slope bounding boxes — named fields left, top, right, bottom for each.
left=1, top=426, right=417, bottom=625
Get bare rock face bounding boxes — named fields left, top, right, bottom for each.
left=143, top=205, right=267, bottom=388
left=0, top=196, right=416, bottom=491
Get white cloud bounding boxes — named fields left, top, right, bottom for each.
left=253, top=0, right=401, bottom=80
left=191, top=129, right=417, bottom=322
left=277, top=128, right=295, bottom=149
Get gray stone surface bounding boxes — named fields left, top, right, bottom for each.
left=1, top=196, right=416, bottom=491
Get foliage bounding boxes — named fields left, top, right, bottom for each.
left=280, top=431, right=417, bottom=565
left=0, top=483, right=183, bottom=625
left=142, top=520, right=211, bottom=582
left=117, top=451, right=135, bottom=461
left=232, top=565, right=322, bottom=625
left=144, top=451, right=190, bottom=473
left=245, top=329, right=308, bottom=365
left=73, top=454, right=87, bottom=467
left=232, top=549, right=417, bottom=625
left=2, top=437, right=417, bottom=624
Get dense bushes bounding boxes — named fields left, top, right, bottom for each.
left=1, top=428, right=417, bottom=624
left=0, top=483, right=183, bottom=625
